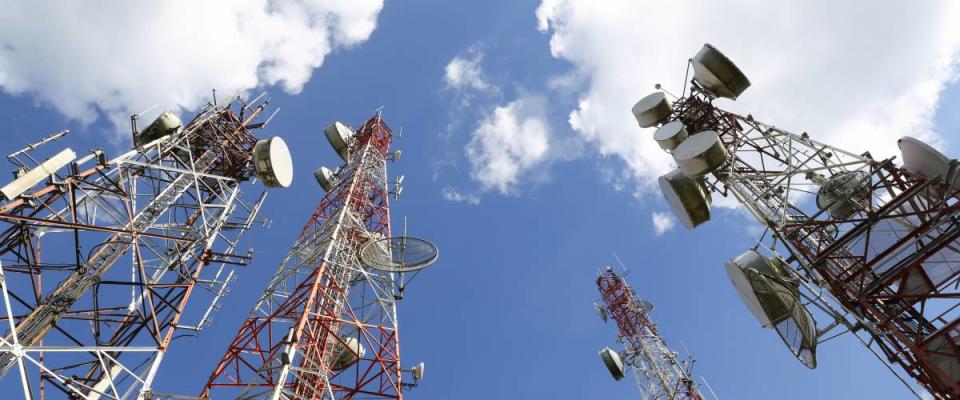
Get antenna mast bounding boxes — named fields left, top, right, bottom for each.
left=0, top=97, right=290, bottom=399
left=203, top=113, right=437, bottom=399
left=595, top=266, right=706, bottom=400
left=638, top=43, right=960, bottom=398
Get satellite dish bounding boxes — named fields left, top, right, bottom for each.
left=359, top=236, right=439, bottom=273
left=252, top=137, right=294, bottom=188
left=331, top=337, right=366, bottom=371
left=654, top=120, right=688, bottom=151
left=815, top=171, right=870, bottom=219
left=632, top=92, right=673, bottom=128
left=324, top=121, right=355, bottom=161
left=672, top=131, right=728, bottom=177
left=314, top=166, right=337, bottom=192
left=691, top=43, right=751, bottom=100
left=899, top=137, right=957, bottom=187
left=594, top=303, right=608, bottom=322
left=135, top=110, right=182, bottom=147
left=412, top=362, right=425, bottom=381
left=658, top=168, right=711, bottom=229
left=725, top=250, right=817, bottom=368
left=633, top=299, right=655, bottom=314
left=598, top=347, right=626, bottom=381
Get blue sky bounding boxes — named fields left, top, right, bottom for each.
left=2, top=1, right=960, bottom=399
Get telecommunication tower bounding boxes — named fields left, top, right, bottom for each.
left=634, top=43, right=960, bottom=398
left=594, top=266, right=708, bottom=400
left=0, top=94, right=292, bottom=399
left=202, top=112, right=438, bottom=399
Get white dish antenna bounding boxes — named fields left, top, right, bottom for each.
left=815, top=171, right=870, bottom=219
left=314, top=166, right=337, bottom=192
left=725, top=250, right=817, bottom=368
left=632, top=299, right=655, bottom=314
left=672, top=131, right=727, bottom=177
left=899, top=136, right=957, bottom=187
left=253, top=137, right=293, bottom=188
left=324, top=121, right=355, bottom=161
left=412, top=362, right=425, bottom=381
left=1, top=148, right=77, bottom=200
left=632, top=92, right=673, bottom=128
left=359, top=236, right=439, bottom=273
left=331, top=337, right=366, bottom=371
left=658, top=168, right=711, bottom=229
left=135, top=110, right=182, bottom=147
left=654, top=120, right=688, bottom=151
left=691, top=43, right=751, bottom=100
left=598, top=347, right=626, bottom=381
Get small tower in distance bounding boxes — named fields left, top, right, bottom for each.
left=595, top=266, right=708, bottom=400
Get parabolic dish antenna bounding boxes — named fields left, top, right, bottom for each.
left=253, top=136, right=294, bottom=188
left=598, top=347, right=626, bottom=381
left=815, top=171, right=871, bottom=219
left=672, top=130, right=728, bottom=178
left=359, top=236, right=439, bottom=273
left=691, top=43, right=751, bottom=100
left=654, top=120, right=688, bottom=151
left=324, top=121, right=355, bottom=161
left=658, top=168, right=712, bottom=229
left=632, top=92, right=673, bottom=128
left=633, top=299, right=655, bottom=314
left=726, top=250, right=817, bottom=369
left=899, top=136, right=956, bottom=187
left=314, top=166, right=336, bottom=192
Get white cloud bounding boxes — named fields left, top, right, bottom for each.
left=0, top=0, right=383, bottom=140
left=444, top=51, right=493, bottom=92
left=441, top=187, right=480, bottom=205
left=465, top=96, right=551, bottom=194
left=536, top=0, right=960, bottom=191
left=651, top=211, right=675, bottom=236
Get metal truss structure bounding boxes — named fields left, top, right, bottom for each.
left=203, top=113, right=425, bottom=400
left=0, top=96, right=282, bottom=399
left=643, top=44, right=960, bottom=398
left=596, top=267, right=705, bottom=400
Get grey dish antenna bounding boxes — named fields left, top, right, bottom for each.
left=359, top=236, right=439, bottom=273
left=599, top=347, right=626, bottom=381
left=691, top=43, right=751, bottom=99
left=726, top=250, right=817, bottom=369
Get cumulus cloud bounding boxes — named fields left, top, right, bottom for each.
left=651, top=211, right=675, bottom=236
left=465, top=96, right=551, bottom=194
left=444, top=51, right=493, bottom=92
left=536, top=0, right=960, bottom=192
left=441, top=187, right=481, bottom=205
left=0, top=0, right=383, bottom=140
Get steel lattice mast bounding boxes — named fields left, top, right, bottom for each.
left=595, top=267, right=705, bottom=400
left=0, top=95, right=287, bottom=400
left=637, top=43, right=960, bottom=398
left=203, top=112, right=431, bottom=400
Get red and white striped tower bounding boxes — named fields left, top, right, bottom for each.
left=203, top=112, right=436, bottom=400
left=595, top=267, right=707, bottom=400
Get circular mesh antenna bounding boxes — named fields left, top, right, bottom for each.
left=359, top=236, right=438, bottom=273
left=745, top=269, right=818, bottom=369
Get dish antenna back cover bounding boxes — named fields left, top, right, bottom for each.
left=632, top=92, right=673, bottom=128
left=658, top=168, right=712, bottom=229
left=598, top=347, right=626, bottom=381
left=692, top=43, right=751, bottom=100
left=253, top=136, right=293, bottom=188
